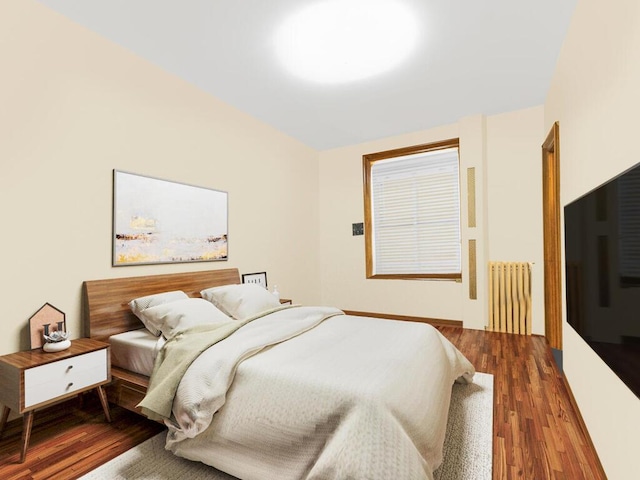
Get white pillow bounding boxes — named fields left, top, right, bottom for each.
left=129, top=290, right=189, bottom=336
left=139, top=298, right=232, bottom=340
left=200, top=283, right=281, bottom=320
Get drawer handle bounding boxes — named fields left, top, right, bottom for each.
left=66, top=365, right=73, bottom=372
left=66, top=382, right=74, bottom=389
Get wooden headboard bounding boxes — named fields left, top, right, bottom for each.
left=82, top=268, right=241, bottom=343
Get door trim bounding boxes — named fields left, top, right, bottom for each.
left=542, top=122, right=563, bottom=351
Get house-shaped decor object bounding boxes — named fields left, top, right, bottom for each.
left=28, top=303, right=66, bottom=349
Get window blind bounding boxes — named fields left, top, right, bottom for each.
left=370, top=147, right=461, bottom=275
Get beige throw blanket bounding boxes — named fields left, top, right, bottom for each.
left=138, top=305, right=341, bottom=421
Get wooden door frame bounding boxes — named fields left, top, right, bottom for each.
left=542, top=122, right=563, bottom=351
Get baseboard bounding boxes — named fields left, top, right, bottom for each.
left=551, top=348, right=563, bottom=372
left=341, top=310, right=462, bottom=327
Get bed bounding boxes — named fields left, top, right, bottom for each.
left=83, top=268, right=475, bottom=480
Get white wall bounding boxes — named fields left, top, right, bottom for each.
left=545, top=0, right=640, bottom=477
left=0, top=0, right=320, bottom=356
left=318, top=107, right=545, bottom=333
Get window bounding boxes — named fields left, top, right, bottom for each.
left=363, top=139, right=462, bottom=279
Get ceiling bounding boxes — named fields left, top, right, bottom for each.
left=37, top=0, right=577, bottom=150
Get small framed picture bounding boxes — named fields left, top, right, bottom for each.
left=242, top=272, right=268, bottom=289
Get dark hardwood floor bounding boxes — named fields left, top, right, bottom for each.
left=0, top=395, right=164, bottom=480
left=0, top=328, right=606, bottom=479
left=438, top=327, right=606, bottom=480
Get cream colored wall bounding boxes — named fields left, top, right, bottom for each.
left=545, top=0, right=640, bottom=477
left=318, top=107, right=545, bottom=333
left=486, top=106, right=545, bottom=334
left=0, top=0, right=320, bottom=357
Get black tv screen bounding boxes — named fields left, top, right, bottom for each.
left=564, top=162, right=640, bottom=398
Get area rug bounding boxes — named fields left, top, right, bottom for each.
left=433, top=371, right=493, bottom=480
left=80, top=372, right=493, bottom=480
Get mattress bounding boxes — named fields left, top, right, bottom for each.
left=109, top=328, right=163, bottom=376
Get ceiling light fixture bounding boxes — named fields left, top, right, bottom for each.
left=274, top=0, right=419, bottom=85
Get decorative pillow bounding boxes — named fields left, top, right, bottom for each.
left=129, top=290, right=189, bottom=336
left=200, top=283, right=281, bottom=320
left=139, top=298, right=232, bottom=340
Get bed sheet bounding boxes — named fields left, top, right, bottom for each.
left=109, top=328, right=163, bottom=376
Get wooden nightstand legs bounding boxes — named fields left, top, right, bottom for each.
left=0, top=406, right=34, bottom=463
left=96, top=385, right=112, bottom=423
left=0, top=386, right=111, bottom=463
left=0, top=405, right=9, bottom=433
left=20, top=411, right=33, bottom=463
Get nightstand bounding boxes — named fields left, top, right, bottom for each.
left=0, top=338, right=111, bottom=463
left=280, top=298, right=292, bottom=305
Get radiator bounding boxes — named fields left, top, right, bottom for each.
left=488, top=261, right=532, bottom=335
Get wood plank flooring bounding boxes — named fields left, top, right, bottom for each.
left=0, top=394, right=164, bottom=480
left=0, top=328, right=606, bottom=479
left=438, top=327, right=606, bottom=480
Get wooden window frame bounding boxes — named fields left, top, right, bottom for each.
left=363, top=138, right=462, bottom=280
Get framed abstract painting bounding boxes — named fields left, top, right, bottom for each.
left=113, top=170, right=228, bottom=266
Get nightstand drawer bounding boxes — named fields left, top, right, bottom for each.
left=24, top=349, right=108, bottom=408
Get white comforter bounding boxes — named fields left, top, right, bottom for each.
left=164, top=306, right=475, bottom=480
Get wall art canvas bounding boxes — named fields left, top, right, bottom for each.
left=113, top=170, right=228, bottom=266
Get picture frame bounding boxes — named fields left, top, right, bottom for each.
left=29, top=303, right=66, bottom=349
left=242, top=272, right=268, bottom=289
left=113, top=170, right=228, bottom=266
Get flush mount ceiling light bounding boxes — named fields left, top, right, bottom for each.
left=274, top=0, right=419, bottom=85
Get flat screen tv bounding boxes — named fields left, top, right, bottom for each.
left=564, top=162, right=640, bottom=398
